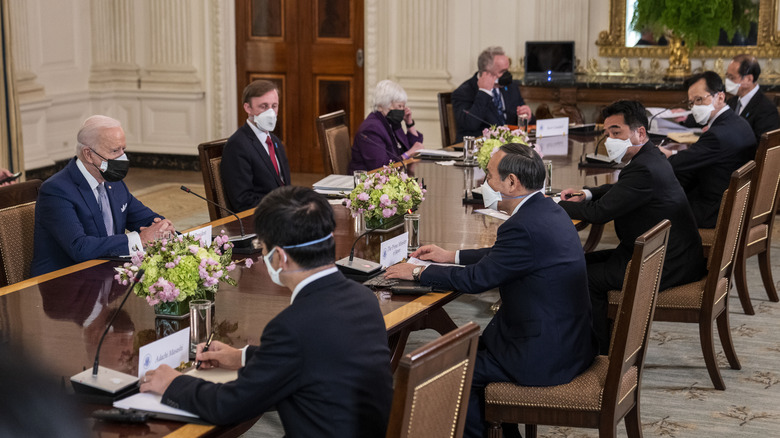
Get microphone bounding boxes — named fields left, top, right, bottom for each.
left=648, top=99, right=689, bottom=132
left=360, top=133, right=409, bottom=174
left=71, top=270, right=145, bottom=401
left=180, top=185, right=260, bottom=254
left=335, top=227, right=382, bottom=278
left=462, top=109, right=492, bottom=127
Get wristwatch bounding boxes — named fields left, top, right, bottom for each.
left=412, top=266, right=424, bottom=281
left=406, top=120, right=415, bottom=128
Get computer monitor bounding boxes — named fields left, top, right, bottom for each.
left=524, top=41, right=575, bottom=82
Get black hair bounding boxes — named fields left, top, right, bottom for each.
left=601, top=100, right=649, bottom=131
left=684, top=71, right=725, bottom=94
left=253, top=186, right=336, bottom=269
left=733, top=54, right=761, bottom=82
left=496, top=143, right=545, bottom=191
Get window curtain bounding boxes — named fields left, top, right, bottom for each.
left=0, top=0, right=21, bottom=175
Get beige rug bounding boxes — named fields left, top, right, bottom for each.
left=132, top=183, right=211, bottom=232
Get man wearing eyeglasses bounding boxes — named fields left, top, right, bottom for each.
left=725, top=54, right=780, bottom=143
left=659, top=71, right=756, bottom=229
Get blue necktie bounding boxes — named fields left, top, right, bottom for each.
left=492, top=88, right=505, bottom=121
left=97, top=183, right=114, bottom=236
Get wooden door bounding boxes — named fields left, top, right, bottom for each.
left=236, top=0, right=364, bottom=173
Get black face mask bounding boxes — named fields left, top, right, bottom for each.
left=385, top=109, right=405, bottom=126
left=90, top=149, right=130, bottom=182
left=497, top=71, right=513, bottom=86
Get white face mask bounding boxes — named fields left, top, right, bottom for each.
left=691, top=103, right=715, bottom=125
left=254, top=108, right=277, bottom=132
left=263, top=247, right=285, bottom=287
left=605, top=136, right=633, bottom=163
left=725, top=78, right=740, bottom=95
left=480, top=182, right=502, bottom=210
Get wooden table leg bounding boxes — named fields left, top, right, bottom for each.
left=582, top=223, right=605, bottom=253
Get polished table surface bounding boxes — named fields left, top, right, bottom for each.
left=0, top=134, right=613, bottom=437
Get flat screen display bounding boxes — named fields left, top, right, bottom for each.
left=525, top=41, right=575, bottom=78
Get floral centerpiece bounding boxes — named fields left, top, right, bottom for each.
left=346, top=165, right=425, bottom=229
left=475, top=125, right=532, bottom=170
left=114, top=231, right=249, bottom=317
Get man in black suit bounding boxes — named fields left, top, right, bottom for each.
left=560, top=100, right=706, bottom=354
left=452, top=46, right=534, bottom=142
left=141, top=187, right=393, bottom=437
left=386, top=143, right=596, bottom=438
left=725, top=54, right=780, bottom=143
left=660, top=71, right=756, bottom=228
left=222, top=80, right=292, bottom=212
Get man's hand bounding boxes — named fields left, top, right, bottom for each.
left=407, top=142, right=425, bottom=156
left=658, top=146, right=673, bottom=158
left=139, top=218, right=175, bottom=244
left=559, top=188, right=585, bottom=202
left=477, top=71, right=496, bottom=90
left=384, top=262, right=417, bottom=280
left=139, top=364, right=180, bottom=395
left=0, top=168, right=15, bottom=186
left=194, top=340, right=243, bottom=370
left=516, top=105, right=532, bottom=120
left=410, top=244, right=456, bottom=263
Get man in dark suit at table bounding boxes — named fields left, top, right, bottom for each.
left=30, top=115, right=174, bottom=277
left=386, top=143, right=596, bottom=438
left=141, top=186, right=393, bottom=437
left=560, top=100, right=706, bottom=354
left=452, top=46, right=534, bottom=142
left=222, top=79, right=291, bottom=211
left=724, top=54, right=780, bottom=143
left=659, top=71, right=756, bottom=228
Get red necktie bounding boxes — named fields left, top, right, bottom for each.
left=265, top=135, right=281, bottom=179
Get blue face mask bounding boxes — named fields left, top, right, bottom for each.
left=263, top=233, right=334, bottom=286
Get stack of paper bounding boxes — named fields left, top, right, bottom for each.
left=415, top=149, right=463, bottom=159
left=313, top=174, right=353, bottom=197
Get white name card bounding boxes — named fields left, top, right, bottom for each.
left=535, top=135, right=568, bottom=156
left=380, top=232, right=409, bottom=268
left=536, top=117, right=569, bottom=138
left=185, top=225, right=212, bottom=246
left=138, top=328, right=190, bottom=377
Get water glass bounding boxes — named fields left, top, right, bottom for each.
left=463, top=136, right=475, bottom=164
left=404, top=213, right=421, bottom=253
left=544, top=160, right=553, bottom=194
left=189, top=299, right=212, bottom=356
left=353, top=170, right=367, bottom=188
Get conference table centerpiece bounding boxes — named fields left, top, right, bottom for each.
left=114, top=231, right=245, bottom=318
left=476, top=125, right=532, bottom=170
left=346, top=165, right=425, bottom=231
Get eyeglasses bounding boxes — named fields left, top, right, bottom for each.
left=686, top=93, right=715, bottom=110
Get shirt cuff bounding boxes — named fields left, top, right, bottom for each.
left=241, top=345, right=249, bottom=367
left=455, top=250, right=460, bottom=265
left=127, top=232, right=142, bottom=255
left=479, top=88, right=493, bottom=96
left=583, top=189, right=593, bottom=201
left=672, top=149, right=678, bottom=155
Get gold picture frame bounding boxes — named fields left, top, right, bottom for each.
left=597, top=0, right=780, bottom=58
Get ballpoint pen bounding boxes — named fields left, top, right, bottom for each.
left=195, top=331, right=215, bottom=370
left=565, top=191, right=585, bottom=199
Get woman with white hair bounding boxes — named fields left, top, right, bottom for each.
left=348, top=80, right=424, bottom=172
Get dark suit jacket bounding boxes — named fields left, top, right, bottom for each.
left=421, top=193, right=596, bottom=386
left=452, top=75, right=529, bottom=142
left=669, top=109, right=756, bottom=228
left=31, top=158, right=159, bottom=276
left=560, top=142, right=706, bottom=290
left=727, top=89, right=780, bottom=143
left=348, top=111, right=424, bottom=172
left=162, top=272, right=393, bottom=437
left=221, top=123, right=292, bottom=212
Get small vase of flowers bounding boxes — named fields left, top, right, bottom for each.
left=476, top=125, right=533, bottom=170
left=346, top=165, right=425, bottom=230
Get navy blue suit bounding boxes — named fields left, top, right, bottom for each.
left=669, top=108, right=756, bottom=228
left=420, top=193, right=596, bottom=437
left=221, top=123, right=291, bottom=212
left=162, top=272, right=393, bottom=437
left=452, top=75, right=530, bottom=142
left=31, top=158, right=159, bottom=277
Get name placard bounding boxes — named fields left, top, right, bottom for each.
left=138, top=328, right=190, bottom=377
left=536, top=117, right=569, bottom=138
left=380, top=232, right=409, bottom=268
left=535, top=135, right=568, bottom=156
left=185, top=225, right=212, bottom=245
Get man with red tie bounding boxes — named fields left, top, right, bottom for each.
left=222, top=80, right=292, bottom=212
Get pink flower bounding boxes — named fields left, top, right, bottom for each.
left=227, top=263, right=236, bottom=271
left=379, top=194, right=390, bottom=206
left=245, top=258, right=254, bottom=268
left=403, top=195, right=411, bottom=202
left=357, top=192, right=369, bottom=201
left=345, top=199, right=351, bottom=208
left=382, top=208, right=394, bottom=218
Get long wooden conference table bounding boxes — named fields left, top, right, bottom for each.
left=0, top=133, right=614, bottom=437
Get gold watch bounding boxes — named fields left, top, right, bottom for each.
left=412, top=266, right=424, bottom=281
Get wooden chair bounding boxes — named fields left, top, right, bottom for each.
left=485, top=220, right=670, bottom=438
left=386, top=322, right=480, bottom=438
left=699, top=129, right=780, bottom=314
left=197, top=139, right=230, bottom=221
left=0, top=179, right=42, bottom=286
left=437, top=92, right=457, bottom=147
left=610, top=161, right=755, bottom=390
left=316, top=110, right=351, bottom=175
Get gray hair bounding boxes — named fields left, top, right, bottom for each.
left=76, top=115, right=122, bottom=156
left=372, top=80, right=408, bottom=112
left=477, top=46, right=505, bottom=72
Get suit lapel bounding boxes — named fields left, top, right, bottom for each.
left=69, top=159, right=108, bottom=237
left=243, top=124, right=283, bottom=186
left=741, top=91, right=762, bottom=119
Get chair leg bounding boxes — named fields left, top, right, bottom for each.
left=598, top=423, right=618, bottom=438
left=733, top=250, right=755, bottom=315
left=699, top=317, right=726, bottom=390
left=758, top=249, right=779, bottom=302
left=716, top=311, right=741, bottom=371
left=582, top=223, right=605, bottom=253
left=488, top=422, right=503, bottom=438
left=525, top=424, right=537, bottom=438
left=624, top=404, right=644, bottom=438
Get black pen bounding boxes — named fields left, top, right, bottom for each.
left=565, top=191, right=584, bottom=199
left=195, top=331, right=215, bottom=370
